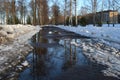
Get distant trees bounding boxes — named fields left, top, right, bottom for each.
left=74, top=0, right=77, bottom=26
left=11, top=0, right=16, bottom=24
left=64, top=0, right=67, bottom=25
left=32, top=0, right=37, bottom=25
left=81, top=0, right=120, bottom=26
left=63, top=0, right=78, bottom=26
left=84, top=0, right=97, bottom=26
left=0, top=0, right=5, bottom=24
left=4, top=0, right=10, bottom=24
left=0, top=0, right=50, bottom=25
left=51, top=3, right=60, bottom=25
left=1, top=0, right=62, bottom=25
left=0, top=0, right=120, bottom=26
left=3, top=0, right=21, bottom=24
left=40, top=0, right=49, bottom=25
left=79, top=17, right=87, bottom=26
left=30, top=0, right=49, bottom=25
left=69, top=0, right=73, bottom=26
left=18, top=0, right=27, bottom=24
left=36, top=0, right=41, bottom=25
left=49, top=0, right=64, bottom=25
left=26, top=15, right=31, bottom=24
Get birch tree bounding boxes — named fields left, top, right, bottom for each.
left=74, top=0, right=77, bottom=26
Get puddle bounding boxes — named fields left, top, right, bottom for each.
left=19, top=27, right=118, bottom=80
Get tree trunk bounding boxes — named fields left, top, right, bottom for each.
left=12, top=0, right=16, bottom=24
left=112, top=0, right=115, bottom=27
left=64, top=0, right=67, bottom=26
left=93, top=0, right=96, bottom=26
left=33, top=0, right=37, bottom=25
left=108, top=0, right=111, bottom=27
left=75, top=0, right=77, bottom=26
left=101, top=0, right=104, bottom=25
left=69, top=0, right=72, bottom=26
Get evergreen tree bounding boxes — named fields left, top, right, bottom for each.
left=79, top=17, right=87, bottom=26
left=27, top=15, right=31, bottom=24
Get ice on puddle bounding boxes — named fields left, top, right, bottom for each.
left=21, top=61, right=29, bottom=67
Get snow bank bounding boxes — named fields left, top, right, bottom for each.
left=57, top=24, right=120, bottom=49
left=80, top=39, right=120, bottom=78
left=61, top=39, right=120, bottom=78
left=0, top=24, right=41, bottom=77
left=0, top=24, right=37, bottom=38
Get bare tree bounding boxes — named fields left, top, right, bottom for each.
left=80, top=6, right=89, bottom=16
left=30, top=0, right=49, bottom=25
left=83, top=0, right=101, bottom=26
left=33, top=0, right=37, bottom=25
left=100, top=0, right=104, bottom=24
left=18, top=0, right=27, bottom=24
left=69, top=0, right=72, bottom=26
left=36, top=0, right=42, bottom=25
left=74, top=0, right=77, bottom=26
left=51, top=3, right=60, bottom=25
left=11, top=0, right=16, bottom=24
left=29, top=0, right=34, bottom=25
left=64, top=0, right=67, bottom=25
left=4, top=0, right=10, bottom=24
left=112, top=0, right=115, bottom=27
left=112, top=0, right=120, bottom=26
left=41, top=0, right=49, bottom=25
left=0, top=0, right=4, bottom=24
left=93, top=0, right=97, bottom=26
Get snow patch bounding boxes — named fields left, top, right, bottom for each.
left=0, top=24, right=41, bottom=74
left=21, top=61, right=29, bottom=67
left=57, top=25, right=120, bottom=49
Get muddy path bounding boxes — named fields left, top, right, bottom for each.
left=18, top=26, right=119, bottom=80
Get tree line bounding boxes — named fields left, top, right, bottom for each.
left=0, top=0, right=120, bottom=26
left=80, top=0, right=120, bottom=26
left=0, top=0, right=64, bottom=25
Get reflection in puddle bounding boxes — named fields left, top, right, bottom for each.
left=19, top=27, right=117, bottom=80
left=19, top=27, right=88, bottom=80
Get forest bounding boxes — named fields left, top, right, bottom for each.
left=0, top=0, right=120, bottom=26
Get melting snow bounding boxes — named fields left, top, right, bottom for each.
left=0, top=24, right=41, bottom=73
left=21, top=61, right=29, bottom=67
left=57, top=24, right=120, bottom=49
left=56, top=24, right=120, bottom=78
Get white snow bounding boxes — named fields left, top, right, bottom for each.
left=0, top=30, right=7, bottom=36
left=0, top=24, right=41, bottom=52
left=0, top=24, right=40, bottom=39
left=71, top=41, right=80, bottom=46
left=49, top=31, right=53, bottom=34
left=57, top=24, right=120, bottom=49
left=21, top=61, right=29, bottom=67
left=0, top=24, right=41, bottom=73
